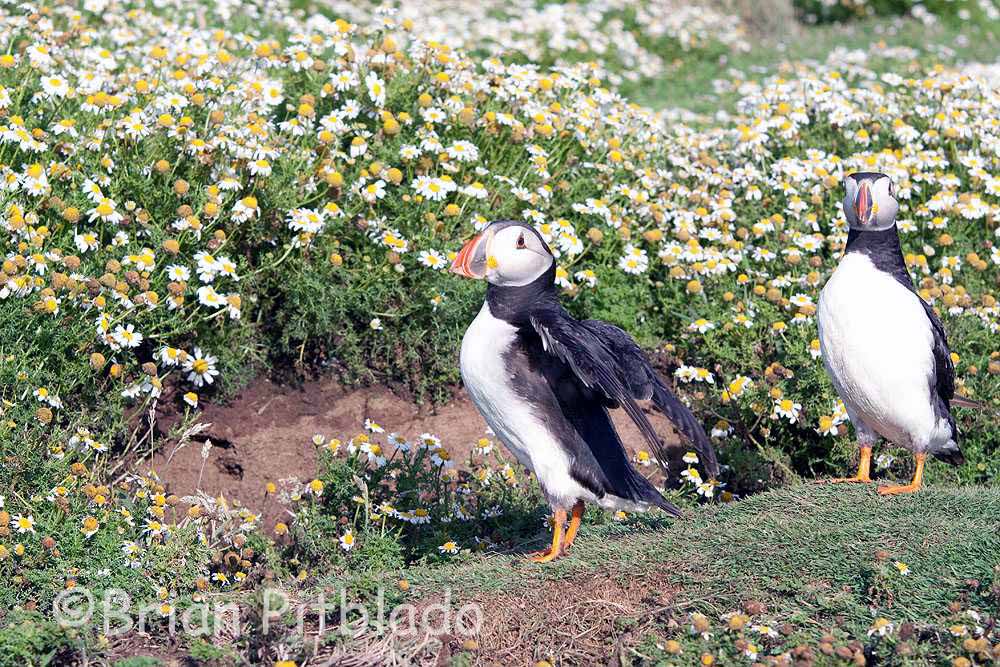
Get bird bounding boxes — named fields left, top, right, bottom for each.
left=817, top=171, right=971, bottom=495
left=451, top=219, right=719, bottom=562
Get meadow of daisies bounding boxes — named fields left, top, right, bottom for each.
left=1, top=0, right=1000, bottom=663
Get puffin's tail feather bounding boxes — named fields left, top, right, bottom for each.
left=639, top=481, right=682, bottom=517
left=933, top=440, right=965, bottom=466
left=617, top=461, right=682, bottom=517
left=950, top=395, right=990, bottom=411
left=650, top=494, right=683, bottom=517
left=651, top=382, right=720, bottom=479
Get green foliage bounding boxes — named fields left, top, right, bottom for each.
left=0, top=611, right=73, bottom=667
left=2, top=0, right=1000, bottom=662
left=112, top=658, right=163, bottom=667
left=794, top=0, right=1000, bottom=26
left=286, top=439, right=554, bottom=571
left=186, top=638, right=238, bottom=664
left=254, top=246, right=482, bottom=399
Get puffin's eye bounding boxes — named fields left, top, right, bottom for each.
left=516, top=233, right=526, bottom=249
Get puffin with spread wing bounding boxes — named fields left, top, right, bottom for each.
left=451, top=220, right=718, bottom=562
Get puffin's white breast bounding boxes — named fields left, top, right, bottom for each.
left=817, top=252, right=947, bottom=450
left=459, top=302, right=531, bottom=469
left=459, top=302, right=596, bottom=507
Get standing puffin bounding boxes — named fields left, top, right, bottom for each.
left=818, top=172, right=970, bottom=494
left=451, top=220, right=719, bottom=562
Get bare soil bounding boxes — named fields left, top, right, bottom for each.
left=147, top=376, right=686, bottom=530
left=421, top=566, right=682, bottom=666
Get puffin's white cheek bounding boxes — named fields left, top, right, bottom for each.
left=509, top=255, right=541, bottom=281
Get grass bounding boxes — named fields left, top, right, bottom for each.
left=636, top=14, right=1000, bottom=114
left=4, top=483, right=997, bottom=664
left=397, top=483, right=1000, bottom=663
left=408, top=483, right=1000, bottom=615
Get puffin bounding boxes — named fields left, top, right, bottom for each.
left=817, top=172, right=973, bottom=494
left=451, top=219, right=719, bottom=562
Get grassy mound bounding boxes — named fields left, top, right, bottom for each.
left=402, top=483, right=1000, bottom=664
left=11, top=483, right=992, bottom=665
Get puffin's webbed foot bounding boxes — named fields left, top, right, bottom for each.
left=828, top=475, right=873, bottom=484
left=527, top=548, right=559, bottom=563
left=877, top=453, right=925, bottom=496
left=559, top=500, right=585, bottom=555
left=877, top=483, right=920, bottom=495
left=526, top=508, right=566, bottom=563
left=820, top=445, right=873, bottom=484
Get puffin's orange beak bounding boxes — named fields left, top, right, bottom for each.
left=450, top=233, right=485, bottom=279
left=855, top=181, right=874, bottom=225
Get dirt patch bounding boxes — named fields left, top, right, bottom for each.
left=103, top=632, right=197, bottom=667
left=91, top=565, right=682, bottom=667
left=421, top=567, right=681, bottom=665
left=147, top=376, right=687, bottom=530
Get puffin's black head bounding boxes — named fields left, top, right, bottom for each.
left=450, top=220, right=555, bottom=287
left=843, top=172, right=898, bottom=232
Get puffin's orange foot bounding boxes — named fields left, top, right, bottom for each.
left=527, top=548, right=560, bottom=563
left=877, top=483, right=920, bottom=495
left=826, top=475, right=873, bottom=484
left=819, top=446, right=873, bottom=484
left=525, top=547, right=554, bottom=559
left=878, top=453, right=925, bottom=496
left=559, top=500, right=585, bottom=556
left=527, top=508, right=566, bottom=564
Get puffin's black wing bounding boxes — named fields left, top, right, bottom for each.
left=532, top=357, right=681, bottom=516
left=580, top=320, right=721, bottom=477
left=920, top=300, right=954, bottom=404
left=919, top=299, right=964, bottom=464
left=529, top=309, right=719, bottom=478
